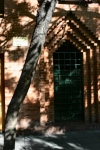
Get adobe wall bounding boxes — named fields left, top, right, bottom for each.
left=0, top=0, right=100, bottom=130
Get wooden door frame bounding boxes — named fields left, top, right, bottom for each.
left=0, top=53, right=5, bottom=131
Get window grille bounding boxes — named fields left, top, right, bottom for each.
left=53, top=40, right=84, bottom=121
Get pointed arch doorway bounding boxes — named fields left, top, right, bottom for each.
left=53, top=40, right=84, bottom=122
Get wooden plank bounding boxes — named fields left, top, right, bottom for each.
left=0, top=125, right=2, bottom=130
left=0, top=86, right=1, bottom=128
left=0, top=54, right=4, bottom=131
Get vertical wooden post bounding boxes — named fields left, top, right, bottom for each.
left=0, top=54, right=5, bottom=131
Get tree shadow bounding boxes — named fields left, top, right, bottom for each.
left=15, top=4, right=100, bottom=131
left=15, top=133, right=91, bottom=150
left=0, top=145, right=3, bottom=150
left=1, top=0, right=100, bottom=143
left=1, top=1, right=36, bottom=50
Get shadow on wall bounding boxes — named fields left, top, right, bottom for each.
left=1, top=0, right=38, bottom=92
left=0, top=0, right=38, bottom=128
left=1, top=0, right=100, bottom=133
left=17, top=101, right=40, bottom=130
left=1, top=1, right=37, bottom=50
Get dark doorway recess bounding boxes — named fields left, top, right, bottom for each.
left=53, top=40, right=84, bottom=122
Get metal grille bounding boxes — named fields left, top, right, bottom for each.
left=53, top=40, right=83, bottom=121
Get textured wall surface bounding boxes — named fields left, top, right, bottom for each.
left=0, top=1, right=100, bottom=130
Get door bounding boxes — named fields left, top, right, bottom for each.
left=53, top=40, right=83, bottom=121
left=0, top=54, right=4, bottom=131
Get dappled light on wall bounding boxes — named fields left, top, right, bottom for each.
left=1, top=0, right=100, bottom=133
left=16, top=118, right=31, bottom=130
left=27, top=86, right=39, bottom=103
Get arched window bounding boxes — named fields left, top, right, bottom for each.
left=53, top=40, right=84, bottom=121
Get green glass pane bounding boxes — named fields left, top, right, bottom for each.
left=53, top=40, right=83, bottom=122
